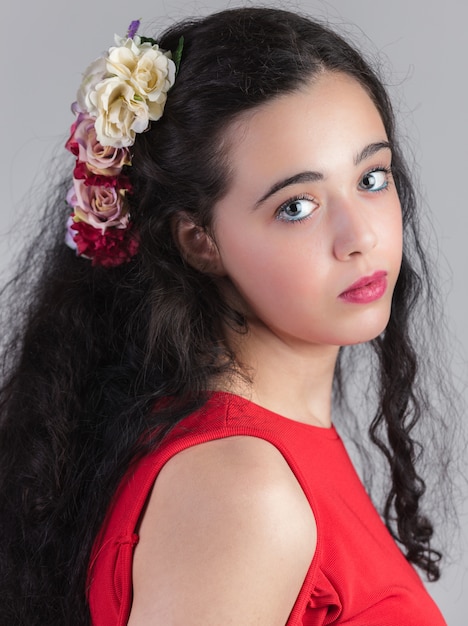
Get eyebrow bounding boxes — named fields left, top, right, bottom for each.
left=354, top=141, right=392, bottom=166
left=255, top=171, right=323, bottom=208
left=254, top=141, right=392, bottom=208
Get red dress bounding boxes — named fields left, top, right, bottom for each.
left=87, top=391, right=446, bottom=625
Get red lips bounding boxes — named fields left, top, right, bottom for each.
left=339, top=271, right=388, bottom=304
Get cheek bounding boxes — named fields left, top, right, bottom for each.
left=221, top=236, right=288, bottom=296
left=377, top=197, right=403, bottom=264
left=388, top=206, right=403, bottom=266
left=218, top=226, right=328, bottom=314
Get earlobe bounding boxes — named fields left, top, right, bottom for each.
left=172, top=213, right=226, bottom=276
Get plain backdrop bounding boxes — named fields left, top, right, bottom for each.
left=1, top=0, right=467, bottom=623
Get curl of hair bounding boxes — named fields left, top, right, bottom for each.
left=0, top=7, right=458, bottom=623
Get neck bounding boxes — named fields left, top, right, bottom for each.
left=220, top=320, right=340, bottom=428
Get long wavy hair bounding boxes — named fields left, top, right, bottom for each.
left=0, top=7, right=456, bottom=624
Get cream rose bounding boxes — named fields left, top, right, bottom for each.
left=74, top=35, right=176, bottom=148
left=90, top=77, right=150, bottom=147
left=75, top=56, right=108, bottom=115
left=107, top=41, right=175, bottom=118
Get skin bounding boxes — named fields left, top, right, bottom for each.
left=128, top=71, right=403, bottom=624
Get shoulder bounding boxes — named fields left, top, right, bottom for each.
left=128, top=436, right=316, bottom=625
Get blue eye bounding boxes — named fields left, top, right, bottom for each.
left=359, top=168, right=390, bottom=192
left=277, top=197, right=317, bottom=222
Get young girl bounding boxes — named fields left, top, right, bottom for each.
left=0, top=7, right=456, bottom=625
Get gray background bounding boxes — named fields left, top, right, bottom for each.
left=1, top=0, right=466, bottom=623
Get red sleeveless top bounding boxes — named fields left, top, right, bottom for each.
left=87, top=392, right=446, bottom=625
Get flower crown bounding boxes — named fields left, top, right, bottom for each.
left=65, top=20, right=183, bottom=267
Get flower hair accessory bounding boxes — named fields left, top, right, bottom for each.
left=65, top=20, right=183, bottom=267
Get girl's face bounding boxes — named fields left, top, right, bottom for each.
left=212, top=72, right=403, bottom=349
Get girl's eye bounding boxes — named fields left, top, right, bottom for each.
left=277, top=197, right=318, bottom=222
left=359, top=168, right=390, bottom=192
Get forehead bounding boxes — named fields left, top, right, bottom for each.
left=223, top=71, right=387, bottom=176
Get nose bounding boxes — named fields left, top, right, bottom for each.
left=331, top=196, right=378, bottom=261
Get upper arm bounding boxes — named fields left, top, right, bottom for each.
left=127, top=436, right=317, bottom=626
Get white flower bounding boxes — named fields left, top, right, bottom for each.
left=113, top=34, right=144, bottom=49
left=91, top=77, right=150, bottom=147
left=77, top=36, right=176, bottom=148
left=131, top=47, right=175, bottom=105
left=76, top=56, right=108, bottom=115
left=106, top=40, right=175, bottom=116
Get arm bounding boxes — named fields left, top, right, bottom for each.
left=127, top=435, right=317, bottom=625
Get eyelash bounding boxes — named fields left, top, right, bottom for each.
left=275, top=165, right=393, bottom=224
left=275, top=194, right=318, bottom=224
left=360, top=165, right=393, bottom=193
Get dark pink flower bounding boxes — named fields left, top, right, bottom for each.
left=70, top=220, right=139, bottom=268
left=72, top=161, right=131, bottom=190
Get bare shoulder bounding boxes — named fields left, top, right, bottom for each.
left=128, top=436, right=316, bottom=626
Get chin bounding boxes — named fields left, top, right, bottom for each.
left=334, top=312, right=392, bottom=347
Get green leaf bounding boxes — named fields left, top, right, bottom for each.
left=173, top=36, right=184, bottom=75
left=139, top=35, right=159, bottom=46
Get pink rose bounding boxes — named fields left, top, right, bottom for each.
left=65, top=113, right=130, bottom=176
left=67, top=178, right=129, bottom=230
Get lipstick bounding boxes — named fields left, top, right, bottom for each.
left=339, top=271, right=387, bottom=304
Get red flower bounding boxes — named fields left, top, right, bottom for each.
left=72, top=161, right=132, bottom=191
left=65, top=119, right=80, bottom=156
left=70, top=220, right=139, bottom=268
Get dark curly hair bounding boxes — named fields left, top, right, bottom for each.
left=0, top=7, right=457, bottom=624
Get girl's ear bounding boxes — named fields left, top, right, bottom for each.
left=172, top=213, right=226, bottom=276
